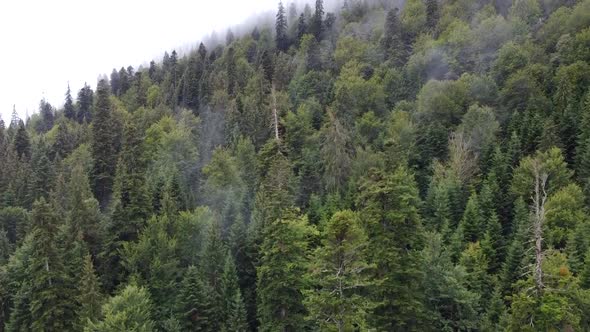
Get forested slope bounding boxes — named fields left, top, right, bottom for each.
left=2, top=0, right=590, bottom=330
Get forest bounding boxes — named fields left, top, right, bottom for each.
left=2, top=0, right=590, bottom=330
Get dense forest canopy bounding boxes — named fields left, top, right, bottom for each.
left=2, top=0, right=590, bottom=330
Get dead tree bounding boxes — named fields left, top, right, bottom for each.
left=531, top=159, right=548, bottom=294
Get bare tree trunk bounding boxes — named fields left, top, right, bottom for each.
left=531, top=160, right=548, bottom=294
left=271, top=84, right=280, bottom=141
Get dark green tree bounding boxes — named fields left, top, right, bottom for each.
left=310, top=0, right=324, bottom=40
left=257, top=209, right=313, bottom=332
left=91, top=79, right=117, bottom=208
left=64, top=84, right=76, bottom=120
left=276, top=1, right=289, bottom=52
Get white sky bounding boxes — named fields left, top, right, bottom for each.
left=0, top=0, right=279, bottom=122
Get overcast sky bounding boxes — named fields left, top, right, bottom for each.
left=0, top=0, right=280, bottom=122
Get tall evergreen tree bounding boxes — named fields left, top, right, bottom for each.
left=257, top=208, right=313, bottom=332
left=176, top=266, right=213, bottom=331
left=64, top=84, right=76, bottom=120
left=304, top=210, right=376, bottom=331
left=276, top=1, right=289, bottom=52
left=12, top=120, right=30, bottom=159
left=76, top=83, right=94, bottom=123
left=91, top=79, right=116, bottom=208
left=310, top=0, right=324, bottom=40
left=77, top=254, right=102, bottom=329
left=357, top=167, right=426, bottom=330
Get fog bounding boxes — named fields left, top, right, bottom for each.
left=0, top=0, right=287, bottom=122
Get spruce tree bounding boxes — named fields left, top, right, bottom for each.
left=176, top=266, right=213, bottom=331
left=381, top=7, right=405, bottom=66
left=77, top=254, right=102, bottom=329
left=13, top=120, right=30, bottom=159
left=304, top=210, right=376, bottom=331
left=91, top=79, right=116, bottom=208
left=297, top=13, right=307, bottom=43
left=357, top=167, right=426, bottom=330
left=500, top=198, right=530, bottom=295
left=221, top=254, right=248, bottom=331
left=64, top=84, right=76, bottom=120
left=201, top=221, right=226, bottom=330
left=257, top=208, right=313, bottom=332
left=76, top=83, right=94, bottom=123
left=310, top=0, right=324, bottom=40
left=276, top=1, right=289, bottom=52
left=28, top=198, right=76, bottom=331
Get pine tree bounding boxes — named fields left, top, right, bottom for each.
left=110, top=120, right=152, bottom=241
left=456, top=193, right=484, bottom=244
left=310, top=0, right=324, bottom=40
left=304, top=210, right=376, bottom=331
left=91, top=79, right=116, bottom=208
left=28, top=198, right=76, bottom=331
left=257, top=208, right=313, bottom=332
left=481, top=212, right=505, bottom=274
left=76, top=83, right=94, bottom=123
left=357, top=167, right=426, bottom=330
left=64, top=84, right=76, bottom=120
left=224, top=291, right=249, bottom=332
left=201, top=221, right=226, bottom=330
left=12, top=120, right=30, bottom=159
left=297, top=13, right=307, bottom=43
left=381, top=7, right=405, bottom=66
left=321, top=111, right=352, bottom=193
left=221, top=254, right=248, bottom=331
left=500, top=198, right=531, bottom=295
left=77, top=254, right=102, bottom=329
left=176, top=266, right=213, bottom=331
left=38, top=99, right=54, bottom=133
left=276, top=1, right=289, bottom=52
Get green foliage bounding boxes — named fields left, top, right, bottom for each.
left=257, top=209, right=314, bottom=332
left=3, top=0, right=590, bottom=330
left=86, top=284, right=155, bottom=332
left=304, top=210, right=376, bottom=330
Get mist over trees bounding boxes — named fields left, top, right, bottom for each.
left=2, top=0, right=590, bottom=330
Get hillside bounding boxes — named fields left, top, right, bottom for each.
left=2, top=0, right=590, bottom=330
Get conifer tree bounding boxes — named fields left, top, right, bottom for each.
left=28, top=198, right=76, bottom=331
left=304, top=210, right=376, bottom=331
left=201, top=221, right=226, bottom=330
left=297, top=13, right=307, bottom=43
left=13, top=120, right=30, bottom=159
left=481, top=211, right=504, bottom=273
left=221, top=254, right=248, bottom=331
left=500, top=198, right=530, bottom=295
left=224, top=291, right=249, bottom=332
left=91, top=79, right=116, bottom=208
left=76, top=83, right=94, bottom=123
left=64, top=84, right=76, bottom=120
left=176, top=266, right=213, bottom=331
left=310, top=0, right=324, bottom=40
left=276, top=1, right=289, bottom=52
left=257, top=208, right=313, bottom=332
left=77, top=254, right=102, bottom=329
left=381, top=7, right=405, bottom=66
left=357, top=167, right=426, bottom=330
